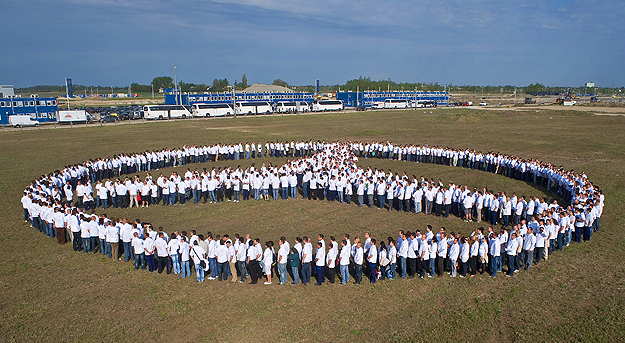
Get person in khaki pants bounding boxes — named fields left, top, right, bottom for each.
left=226, top=240, right=237, bottom=283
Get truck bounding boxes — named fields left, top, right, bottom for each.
left=58, top=110, right=90, bottom=124
left=9, top=115, right=39, bottom=127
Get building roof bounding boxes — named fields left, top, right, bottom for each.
left=242, top=83, right=293, bottom=93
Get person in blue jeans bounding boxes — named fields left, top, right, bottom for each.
left=338, top=240, right=350, bottom=285
left=180, top=237, right=191, bottom=278
left=288, top=248, right=300, bottom=284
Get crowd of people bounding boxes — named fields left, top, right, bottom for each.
left=21, top=140, right=604, bottom=284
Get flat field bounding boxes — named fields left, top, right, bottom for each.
left=1, top=108, right=624, bottom=342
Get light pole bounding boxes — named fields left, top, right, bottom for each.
left=174, top=66, right=178, bottom=105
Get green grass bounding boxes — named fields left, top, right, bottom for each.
left=1, top=108, right=624, bottom=342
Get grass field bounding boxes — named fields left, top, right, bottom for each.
left=1, top=108, right=624, bottom=342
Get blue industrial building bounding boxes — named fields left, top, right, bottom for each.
left=0, top=96, right=59, bottom=125
left=165, top=90, right=448, bottom=108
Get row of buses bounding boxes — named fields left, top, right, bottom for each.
left=143, top=100, right=344, bottom=120
left=370, top=99, right=438, bottom=109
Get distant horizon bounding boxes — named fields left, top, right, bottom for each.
left=2, top=0, right=623, bottom=88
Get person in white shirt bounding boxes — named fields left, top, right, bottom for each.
left=191, top=240, right=206, bottom=282
left=277, top=239, right=289, bottom=285
left=353, top=241, right=364, bottom=284
left=314, top=241, right=326, bottom=285
left=448, top=237, right=459, bottom=277
left=367, top=239, right=377, bottom=283
left=522, top=228, right=537, bottom=270
left=132, top=232, right=145, bottom=270
left=179, top=236, right=191, bottom=278
left=301, top=237, right=313, bottom=285
left=215, top=239, right=229, bottom=281
left=235, top=237, right=247, bottom=283
left=168, top=233, right=181, bottom=275
left=326, top=243, right=337, bottom=284
left=263, top=241, right=274, bottom=285
left=154, top=232, right=169, bottom=274
left=505, top=232, right=519, bottom=277
left=339, top=240, right=351, bottom=285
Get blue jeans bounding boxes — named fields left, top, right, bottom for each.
left=135, top=253, right=146, bottom=269
left=82, top=238, right=90, bottom=252
left=389, top=262, right=396, bottom=279
left=399, top=257, right=407, bottom=278
left=369, top=262, right=376, bottom=283
left=489, top=254, right=497, bottom=276
left=355, top=264, right=363, bottom=284
left=195, top=263, right=205, bottom=282
left=171, top=254, right=180, bottom=274
left=278, top=263, right=288, bottom=284
left=524, top=250, right=533, bottom=269
left=301, top=262, right=311, bottom=285
left=272, top=188, right=279, bottom=200
left=316, top=266, right=325, bottom=285
left=281, top=187, right=287, bottom=200
left=340, top=264, right=349, bottom=284
left=507, top=255, right=516, bottom=276
left=123, top=242, right=132, bottom=261
left=181, top=261, right=191, bottom=278
left=106, top=242, right=112, bottom=258
left=238, top=261, right=247, bottom=282
left=430, top=258, right=436, bottom=277
left=209, top=190, right=216, bottom=203
left=217, top=262, right=227, bottom=281
left=209, top=257, right=218, bottom=278
left=290, top=186, right=296, bottom=198
left=291, top=266, right=300, bottom=284
left=100, top=239, right=106, bottom=255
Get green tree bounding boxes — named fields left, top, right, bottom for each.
left=152, top=76, right=174, bottom=91
left=241, top=74, right=248, bottom=89
left=272, top=79, right=289, bottom=88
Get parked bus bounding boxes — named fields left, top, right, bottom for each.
left=192, top=103, right=234, bottom=117
left=143, top=105, right=192, bottom=120
left=235, top=102, right=273, bottom=115
left=275, top=101, right=311, bottom=114
left=312, top=100, right=344, bottom=112
left=384, top=99, right=408, bottom=109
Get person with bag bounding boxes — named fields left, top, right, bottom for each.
left=191, top=240, right=206, bottom=282
left=378, top=241, right=389, bottom=281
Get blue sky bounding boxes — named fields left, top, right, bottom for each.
left=1, top=0, right=623, bottom=88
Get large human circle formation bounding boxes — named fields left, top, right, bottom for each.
left=22, top=140, right=604, bottom=284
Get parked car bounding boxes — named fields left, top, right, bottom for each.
left=100, top=115, right=118, bottom=123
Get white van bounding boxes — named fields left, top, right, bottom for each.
left=9, top=115, right=39, bottom=127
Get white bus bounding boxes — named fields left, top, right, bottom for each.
left=192, top=103, right=234, bottom=117
left=312, top=100, right=344, bottom=112
left=384, top=99, right=408, bottom=109
left=143, top=105, right=192, bottom=120
left=275, top=101, right=311, bottom=114
left=235, top=101, right=273, bottom=115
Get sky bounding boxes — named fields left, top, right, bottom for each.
left=1, top=0, right=623, bottom=88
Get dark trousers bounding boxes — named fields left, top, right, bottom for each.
left=407, top=257, right=416, bottom=277
left=249, top=260, right=260, bottom=284
left=72, top=232, right=82, bottom=251
left=436, top=256, right=444, bottom=277
left=327, top=267, right=336, bottom=284
left=56, top=228, right=66, bottom=244
left=157, top=256, right=167, bottom=273
left=369, top=262, right=376, bottom=283
left=468, top=256, right=477, bottom=275
left=316, top=266, right=325, bottom=285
